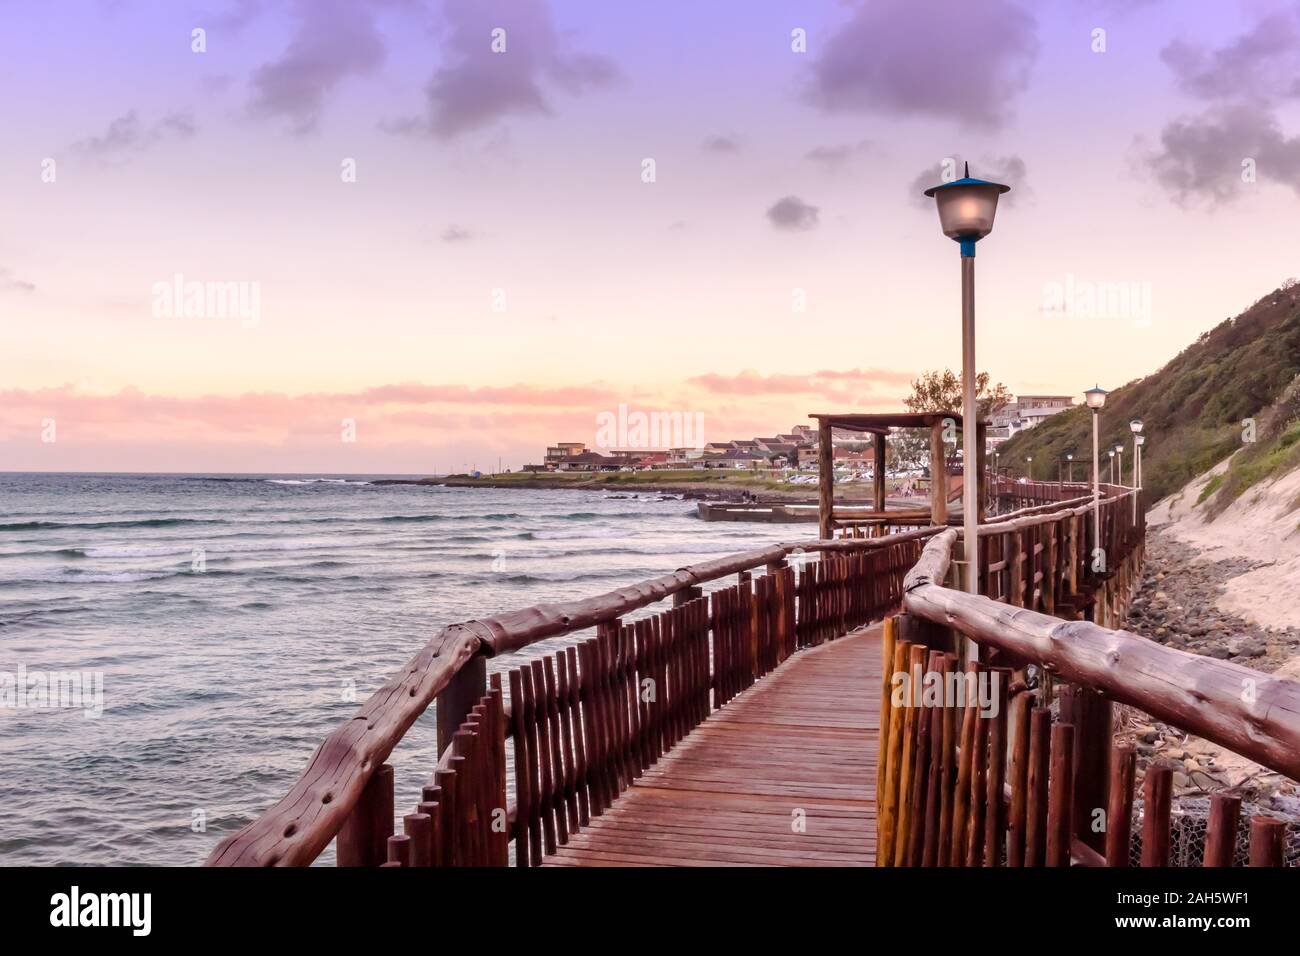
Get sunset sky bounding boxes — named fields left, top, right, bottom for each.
left=3, top=0, right=1299, bottom=472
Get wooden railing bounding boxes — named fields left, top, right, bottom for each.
left=878, top=489, right=1299, bottom=867
left=206, top=527, right=937, bottom=866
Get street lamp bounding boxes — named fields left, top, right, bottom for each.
left=1114, top=443, right=1124, bottom=487
left=1108, top=448, right=1116, bottom=483
left=1066, top=452, right=1074, bottom=483
left=1084, top=385, right=1109, bottom=562
left=924, top=162, right=1010, bottom=607
left=1131, top=418, right=1145, bottom=519
left=1026, top=454, right=1033, bottom=480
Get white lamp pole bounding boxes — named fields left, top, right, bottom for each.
left=1131, top=418, right=1145, bottom=520
left=1115, top=443, right=1124, bottom=487
left=1084, top=386, right=1108, bottom=560
left=923, top=163, right=1010, bottom=609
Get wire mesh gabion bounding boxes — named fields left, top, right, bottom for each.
left=1127, top=796, right=1300, bottom=867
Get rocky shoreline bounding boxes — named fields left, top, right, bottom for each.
left=1118, top=529, right=1300, bottom=808
left=1125, top=533, right=1300, bottom=672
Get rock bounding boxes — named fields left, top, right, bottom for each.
left=1206, top=646, right=1232, bottom=659
left=1139, top=730, right=1159, bottom=744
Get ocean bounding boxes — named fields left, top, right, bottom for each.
left=0, top=473, right=795, bottom=865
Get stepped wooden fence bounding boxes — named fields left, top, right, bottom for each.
left=878, top=486, right=1299, bottom=867
left=206, top=527, right=934, bottom=866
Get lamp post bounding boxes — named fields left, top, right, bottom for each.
left=1131, top=418, right=1145, bottom=520
left=1108, top=448, right=1115, bottom=483
left=1066, top=452, right=1074, bottom=483
left=924, top=163, right=1010, bottom=604
left=1026, top=454, right=1033, bottom=480
left=1084, top=385, right=1108, bottom=561
left=1114, top=443, right=1124, bottom=488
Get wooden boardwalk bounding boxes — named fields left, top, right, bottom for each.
left=542, top=624, right=881, bottom=867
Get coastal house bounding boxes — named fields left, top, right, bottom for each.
left=544, top=442, right=587, bottom=469
left=555, top=451, right=621, bottom=472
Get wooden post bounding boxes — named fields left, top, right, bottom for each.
left=1047, top=723, right=1074, bottom=867
left=929, top=421, right=948, bottom=526
left=1105, top=743, right=1136, bottom=866
left=1203, top=793, right=1241, bottom=867
left=437, top=655, right=487, bottom=756
left=818, top=418, right=833, bottom=539
left=975, top=422, right=988, bottom=523
left=1025, top=706, right=1050, bottom=867
left=1140, top=763, right=1173, bottom=866
left=336, top=763, right=394, bottom=867
left=873, top=432, right=887, bottom=516
left=1248, top=816, right=1287, bottom=867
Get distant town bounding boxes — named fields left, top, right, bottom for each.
left=526, top=394, right=1075, bottom=474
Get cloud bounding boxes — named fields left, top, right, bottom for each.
left=702, top=135, right=741, bottom=154
left=805, top=140, right=872, bottom=171
left=765, top=196, right=819, bottom=232
left=809, top=0, right=1038, bottom=129
left=907, top=154, right=1029, bottom=207
left=1144, top=11, right=1300, bottom=205
left=1161, top=12, right=1300, bottom=104
left=71, top=110, right=197, bottom=162
left=0, top=268, right=35, bottom=293
left=1141, top=106, right=1300, bottom=205
left=688, top=368, right=915, bottom=403
left=248, top=0, right=387, bottom=133
left=441, top=225, right=477, bottom=242
left=416, top=0, right=618, bottom=139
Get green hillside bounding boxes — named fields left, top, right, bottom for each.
left=999, top=281, right=1300, bottom=503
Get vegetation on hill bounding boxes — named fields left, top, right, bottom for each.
left=997, top=281, right=1300, bottom=503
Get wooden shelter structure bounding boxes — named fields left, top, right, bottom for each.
left=809, top=411, right=988, bottom=539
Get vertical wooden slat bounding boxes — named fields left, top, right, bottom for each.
left=1139, top=763, right=1173, bottom=867
left=541, top=657, right=570, bottom=846
left=508, top=668, right=533, bottom=866
left=1047, top=722, right=1074, bottom=867
left=433, top=766, right=458, bottom=866
left=526, top=660, right=555, bottom=857
left=336, top=762, right=394, bottom=867
left=983, top=667, right=1010, bottom=866
left=1007, top=690, right=1032, bottom=866
left=921, top=651, right=948, bottom=866
left=565, top=646, right=591, bottom=828
left=965, top=667, right=989, bottom=867
left=906, top=648, right=935, bottom=866
left=1105, top=743, right=1136, bottom=867
left=949, top=667, right=977, bottom=868
left=404, top=812, right=431, bottom=867
left=936, top=652, right=960, bottom=868
left=893, top=643, right=924, bottom=866
left=1248, top=815, right=1286, bottom=867
left=1203, top=792, right=1241, bottom=868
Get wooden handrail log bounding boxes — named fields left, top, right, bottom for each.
left=205, top=624, right=481, bottom=866
left=903, top=536, right=1300, bottom=781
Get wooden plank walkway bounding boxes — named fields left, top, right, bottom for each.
left=542, top=623, right=881, bottom=867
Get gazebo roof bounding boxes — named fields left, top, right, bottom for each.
left=808, top=411, right=989, bottom=434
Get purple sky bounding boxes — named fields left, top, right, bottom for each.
left=2, top=0, right=1298, bottom=471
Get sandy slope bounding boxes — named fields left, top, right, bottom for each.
left=1148, top=454, right=1300, bottom=630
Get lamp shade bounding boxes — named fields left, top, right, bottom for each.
left=1135, top=435, right=1145, bottom=446
left=1130, top=418, right=1144, bottom=434
left=1084, top=385, right=1108, bottom=409
left=923, top=163, right=1010, bottom=242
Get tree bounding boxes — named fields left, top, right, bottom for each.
left=890, top=369, right=1012, bottom=470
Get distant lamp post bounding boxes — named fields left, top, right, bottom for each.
left=1084, top=385, right=1109, bottom=561
left=1131, top=418, right=1145, bottom=520
left=924, top=163, right=1011, bottom=609
left=1114, top=443, right=1125, bottom=487
left=1026, top=454, right=1033, bottom=480
left=1065, top=452, right=1075, bottom=483
left=1108, top=448, right=1116, bottom=483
